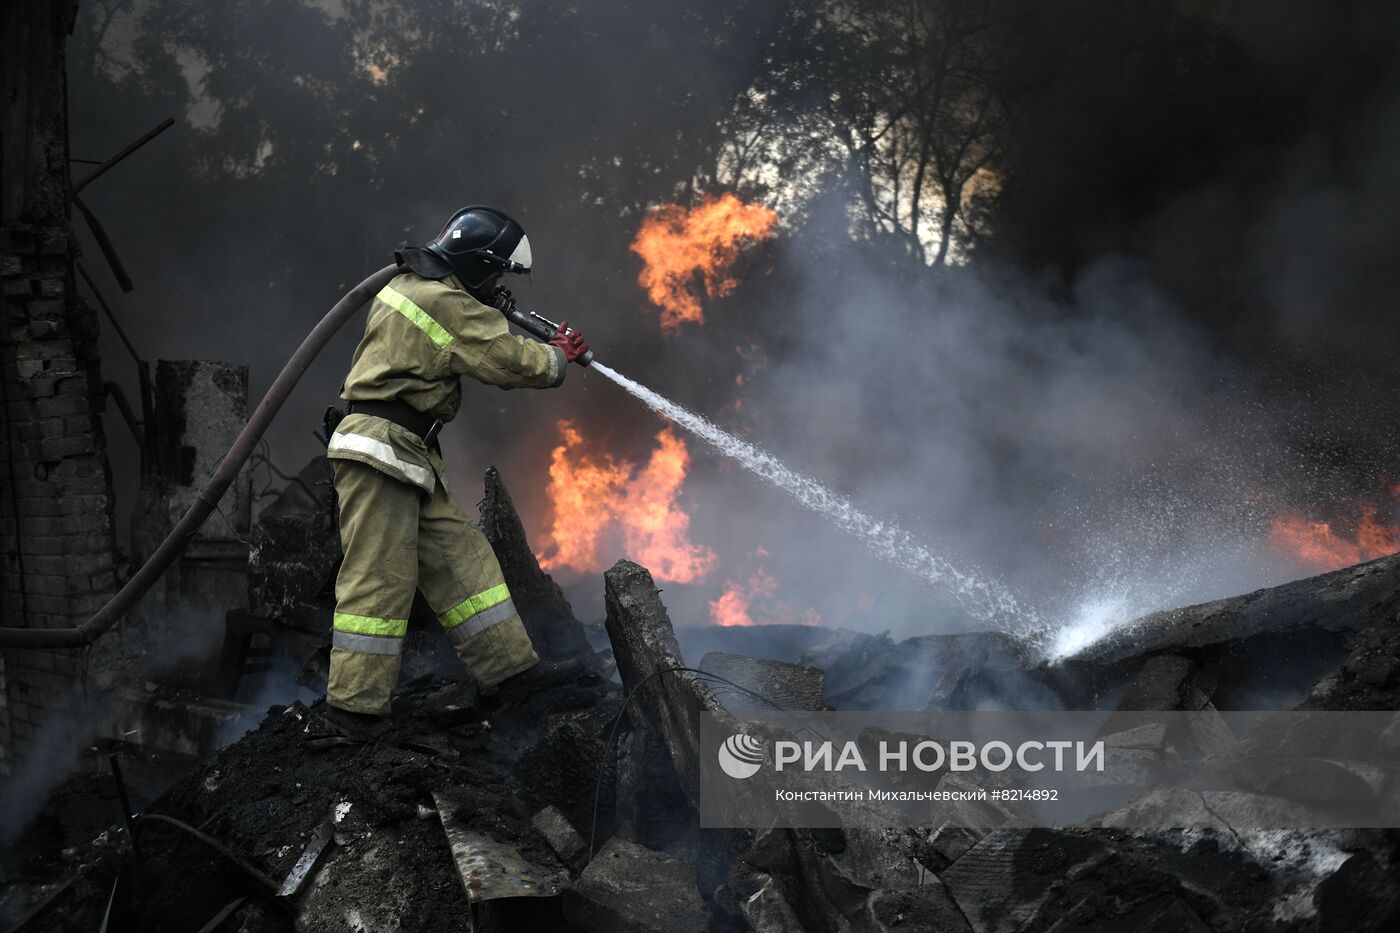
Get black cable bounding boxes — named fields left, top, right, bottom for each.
left=252, top=438, right=275, bottom=498
left=249, top=438, right=320, bottom=505
left=195, top=897, right=249, bottom=933
left=133, top=813, right=278, bottom=891
left=249, top=452, right=318, bottom=503
left=587, top=665, right=797, bottom=859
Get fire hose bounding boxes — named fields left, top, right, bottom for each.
left=0, top=264, right=591, bottom=650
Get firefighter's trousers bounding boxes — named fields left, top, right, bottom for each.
left=326, top=459, right=539, bottom=715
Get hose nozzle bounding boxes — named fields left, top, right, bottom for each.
left=495, top=295, right=595, bottom=367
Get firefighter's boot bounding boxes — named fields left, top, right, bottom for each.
left=482, top=658, right=584, bottom=706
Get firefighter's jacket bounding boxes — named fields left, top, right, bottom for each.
left=327, top=271, right=566, bottom=492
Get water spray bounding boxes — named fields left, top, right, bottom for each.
left=494, top=302, right=1147, bottom=654
left=586, top=362, right=1041, bottom=632
left=498, top=295, right=1039, bottom=631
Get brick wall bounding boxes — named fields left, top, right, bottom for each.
left=0, top=654, right=8, bottom=777
left=1, top=0, right=121, bottom=769
left=1, top=226, right=120, bottom=763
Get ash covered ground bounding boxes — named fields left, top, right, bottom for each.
left=5, top=467, right=1400, bottom=932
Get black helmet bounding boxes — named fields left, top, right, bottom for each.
left=396, top=205, right=533, bottom=289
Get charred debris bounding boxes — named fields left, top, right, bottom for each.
left=4, top=458, right=1400, bottom=932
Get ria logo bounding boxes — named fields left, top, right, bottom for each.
left=718, top=734, right=766, bottom=779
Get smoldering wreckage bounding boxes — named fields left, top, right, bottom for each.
left=6, top=402, right=1400, bottom=931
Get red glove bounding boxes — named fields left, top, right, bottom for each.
left=548, top=321, right=590, bottom=363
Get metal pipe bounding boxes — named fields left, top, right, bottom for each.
left=70, top=118, right=177, bottom=294
left=0, top=264, right=398, bottom=649
left=76, top=262, right=155, bottom=435
left=72, top=192, right=134, bottom=292
left=78, top=261, right=143, bottom=369
left=1, top=343, right=30, bottom=626
left=103, top=382, right=144, bottom=450
left=108, top=754, right=143, bottom=863
left=73, top=117, right=176, bottom=194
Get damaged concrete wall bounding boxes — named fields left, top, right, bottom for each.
left=603, top=559, right=736, bottom=810
left=480, top=466, right=592, bottom=661
left=127, top=359, right=250, bottom=660
left=0, top=0, right=120, bottom=771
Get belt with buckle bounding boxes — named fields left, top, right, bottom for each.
left=346, top=400, right=443, bottom=450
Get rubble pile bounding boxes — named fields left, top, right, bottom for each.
left=5, top=474, right=1400, bottom=931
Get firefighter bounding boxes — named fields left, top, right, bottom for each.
left=318, top=206, right=589, bottom=740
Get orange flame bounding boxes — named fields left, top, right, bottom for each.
left=1268, top=504, right=1400, bottom=572
left=708, top=587, right=756, bottom=627
left=539, top=421, right=716, bottom=583
left=709, top=567, right=778, bottom=628
left=709, top=550, right=821, bottom=627
left=630, top=193, right=778, bottom=334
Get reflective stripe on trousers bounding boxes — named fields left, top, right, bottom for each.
left=439, top=583, right=518, bottom=645
left=332, top=611, right=407, bottom=656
